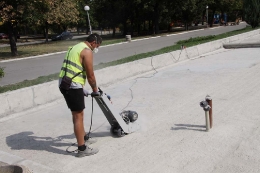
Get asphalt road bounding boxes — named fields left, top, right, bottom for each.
left=0, top=23, right=247, bottom=86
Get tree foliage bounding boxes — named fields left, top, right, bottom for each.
left=244, top=0, right=260, bottom=28
left=0, top=0, right=255, bottom=57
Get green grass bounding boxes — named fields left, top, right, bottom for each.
left=0, top=74, right=58, bottom=93
left=0, top=26, right=258, bottom=93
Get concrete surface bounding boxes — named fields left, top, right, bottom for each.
left=1, top=39, right=260, bottom=172
left=1, top=26, right=260, bottom=172
left=1, top=28, right=260, bottom=119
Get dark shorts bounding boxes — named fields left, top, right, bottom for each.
left=60, top=88, right=85, bottom=111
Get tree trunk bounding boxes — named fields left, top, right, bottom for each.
left=112, top=27, right=116, bottom=37
left=45, top=21, right=49, bottom=42
left=123, top=20, right=127, bottom=36
left=210, top=9, right=216, bottom=27
left=130, top=16, right=134, bottom=36
left=148, top=20, right=151, bottom=34
left=153, top=4, right=159, bottom=34
left=14, top=23, right=18, bottom=42
left=202, top=11, right=205, bottom=25
left=185, top=22, right=189, bottom=31
left=137, top=23, right=140, bottom=36
left=77, top=25, right=80, bottom=35
left=8, top=21, right=18, bottom=56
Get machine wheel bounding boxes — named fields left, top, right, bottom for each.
left=110, top=126, right=125, bottom=137
left=110, top=126, right=117, bottom=135
left=117, top=128, right=125, bottom=137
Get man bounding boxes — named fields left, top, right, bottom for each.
left=59, top=33, right=102, bottom=157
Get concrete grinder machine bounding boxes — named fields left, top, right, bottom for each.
left=91, top=87, right=140, bottom=137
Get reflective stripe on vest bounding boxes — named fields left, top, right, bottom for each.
left=62, top=59, right=86, bottom=79
left=61, top=67, right=86, bottom=79
left=63, top=59, right=83, bottom=71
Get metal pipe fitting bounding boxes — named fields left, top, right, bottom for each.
left=200, top=100, right=211, bottom=132
left=205, top=95, right=213, bottom=128
left=205, top=111, right=210, bottom=131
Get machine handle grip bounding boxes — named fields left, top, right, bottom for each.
left=98, top=87, right=103, bottom=95
left=91, top=92, right=100, bottom=97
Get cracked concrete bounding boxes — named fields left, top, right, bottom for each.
left=1, top=30, right=260, bottom=172
left=1, top=47, right=260, bottom=172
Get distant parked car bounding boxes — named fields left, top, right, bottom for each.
left=51, top=31, right=73, bottom=41
left=0, top=33, right=8, bottom=39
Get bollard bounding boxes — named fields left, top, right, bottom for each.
left=126, top=35, right=131, bottom=42
left=200, top=100, right=211, bottom=132
left=205, top=95, right=213, bottom=128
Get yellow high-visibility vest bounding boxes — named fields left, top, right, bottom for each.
left=59, top=42, right=90, bottom=85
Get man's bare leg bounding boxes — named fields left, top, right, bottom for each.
left=72, top=110, right=99, bottom=157
left=72, top=110, right=85, bottom=146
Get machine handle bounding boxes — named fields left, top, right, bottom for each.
left=98, top=87, right=103, bottom=95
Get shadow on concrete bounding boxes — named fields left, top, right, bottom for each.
left=91, top=131, right=112, bottom=138
left=90, top=129, right=125, bottom=138
left=6, top=131, right=75, bottom=156
left=171, top=124, right=205, bottom=132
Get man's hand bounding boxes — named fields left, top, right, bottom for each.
left=83, top=89, right=90, bottom=97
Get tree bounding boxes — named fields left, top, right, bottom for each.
left=91, top=0, right=126, bottom=37
left=74, top=0, right=90, bottom=34
left=23, top=0, right=79, bottom=42
left=21, top=0, right=49, bottom=41
left=0, top=0, right=25, bottom=56
left=244, top=0, right=260, bottom=28
left=209, top=0, right=243, bottom=26
left=178, top=0, right=197, bottom=30
left=48, top=0, right=79, bottom=31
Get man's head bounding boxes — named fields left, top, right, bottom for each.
left=86, top=34, right=102, bottom=52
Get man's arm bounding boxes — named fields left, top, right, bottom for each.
left=81, top=49, right=98, bottom=92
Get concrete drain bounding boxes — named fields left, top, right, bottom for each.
left=0, top=163, right=31, bottom=173
left=0, top=165, right=23, bottom=173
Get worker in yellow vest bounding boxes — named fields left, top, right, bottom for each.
left=59, top=33, right=102, bottom=157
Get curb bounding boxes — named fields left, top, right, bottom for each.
left=223, top=43, right=260, bottom=49
left=1, top=29, right=260, bottom=118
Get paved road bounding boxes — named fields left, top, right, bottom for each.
left=1, top=47, right=260, bottom=173
left=0, top=23, right=247, bottom=86
left=0, top=31, right=114, bottom=48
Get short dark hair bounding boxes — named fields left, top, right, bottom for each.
left=86, top=33, right=102, bottom=44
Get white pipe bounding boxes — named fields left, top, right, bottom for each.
left=205, top=111, right=210, bottom=131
